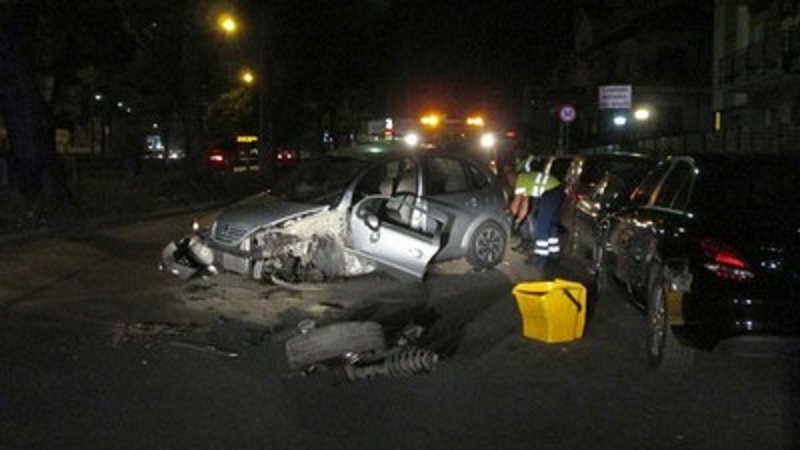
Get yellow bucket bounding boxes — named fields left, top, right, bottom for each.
left=512, top=279, right=587, bottom=343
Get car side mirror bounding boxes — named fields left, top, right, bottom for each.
left=364, top=213, right=381, bottom=231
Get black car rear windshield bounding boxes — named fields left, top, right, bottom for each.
left=581, top=155, right=652, bottom=184
left=699, top=156, right=800, bottom=211
left=272, top=157, right=368, bottom=203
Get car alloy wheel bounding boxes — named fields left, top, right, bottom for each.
left=466, top=221, right=506, bottom=271
left=647, top=281, right=667, bottom=362
left=646, top=267, right=694, bottom=371
left=594, top=245, right=611, bottom=296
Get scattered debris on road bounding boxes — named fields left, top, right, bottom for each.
left=111, top=321, right=199, bottom=345
left=284, top=319, right=439, bottom=382
left=168, top=340, right=239, bottom=358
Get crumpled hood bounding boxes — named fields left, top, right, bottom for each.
left=211, top=192, right=327, bottom=245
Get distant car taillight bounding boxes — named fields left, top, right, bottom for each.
left=700, top=238, right=754, bottom=281
left=209, top=154, right=225, bottom=162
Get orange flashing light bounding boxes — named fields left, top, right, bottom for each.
left=420, top=115, right=440, bottom=127
left=466, top=116, right=485, bottom=127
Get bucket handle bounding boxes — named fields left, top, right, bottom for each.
left=563, top=289, right=583, bottom=312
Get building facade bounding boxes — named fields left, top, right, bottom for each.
left=715, top=0, right=800, bottom=153
left=527, top=0, right=714, bottom=156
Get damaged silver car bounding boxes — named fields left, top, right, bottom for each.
left=162, top=147, right=511, bottom=283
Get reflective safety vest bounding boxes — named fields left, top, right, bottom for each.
left=514, top=155, right=537, bottom=173
left=514, top=171, right=561, bottom=198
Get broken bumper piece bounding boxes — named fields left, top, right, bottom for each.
left=160, top=235, right=217, bottom=280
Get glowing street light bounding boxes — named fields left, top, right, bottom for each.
left=217, top=13, right=238, bottom=35
left=634, top=108, right=651, bottom=121
left=241, top=69, right=255, bottom=85
left=613, top=115, right=628, bottom=127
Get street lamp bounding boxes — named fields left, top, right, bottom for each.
left=217, top=13, right=238, bottom=35
left=634, top=108, right=651, bottom=121
left=241, top=69, right=255, bottom=85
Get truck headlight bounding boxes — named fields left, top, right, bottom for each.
left=480, top=132, right=497, bottom=149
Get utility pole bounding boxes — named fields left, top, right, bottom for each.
left=258, top=0, right=274, bottom=182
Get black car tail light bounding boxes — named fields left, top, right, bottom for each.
left=700, top=238, right=754, bottom=282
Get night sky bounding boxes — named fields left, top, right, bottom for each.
left=383, top=0, right=579, bottom=118
left=268, top=0, right=579, bottom=122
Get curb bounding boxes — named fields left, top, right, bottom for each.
left=0, top=200, right=231, bottom=248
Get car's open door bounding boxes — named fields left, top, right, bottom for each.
left=346, top=195, right=444, bottom=282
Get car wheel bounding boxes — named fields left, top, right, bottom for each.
left=565, top=227, right=579, bottom=259
left=646, top=268, right=694, bottom=371
left=285, top=321, right=386, bottom=371
left=466, top=220, right=507, bottom=271
left=594, top=244, right=612, bottom=296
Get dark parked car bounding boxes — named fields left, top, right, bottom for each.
left=567, top=158, right=656, bottom=266
left=542, top=154, right=575, bottom=183
left=595, top=153, right=800, bottom=370
left=272, top=147, right=300, bottom=170
left=559, top=152, right=653, bottom=240
left=206, top=140, right=260, bottom=173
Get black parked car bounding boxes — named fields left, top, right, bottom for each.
left=567, top=159, right=656, bottom=268
left=596, top=153, right=800, bottom=370
left=542, top=154, right=575, bottom=183
left=559, top=152, right=653, bottom=243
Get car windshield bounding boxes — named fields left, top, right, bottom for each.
left=700, top=156, right=800, bottom=211
left=271, top=156, right=368, bottom=203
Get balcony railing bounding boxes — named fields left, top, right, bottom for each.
left=719, top=24, right=800, bottom=89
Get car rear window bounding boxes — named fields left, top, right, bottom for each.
left=581, top=156, right=652, bottom=185
left=549, top=158, right=573, bottom=180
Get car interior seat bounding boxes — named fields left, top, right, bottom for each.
left=378, top=163, right=418, bottom=226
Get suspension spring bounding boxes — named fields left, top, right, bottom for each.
left=345, top=347, right=439, bottom=381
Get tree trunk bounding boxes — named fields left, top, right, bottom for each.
left=0, top=3, right=79, bottom=224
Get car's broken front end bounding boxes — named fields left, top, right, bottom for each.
left=161, top=200, right=376, bottom=283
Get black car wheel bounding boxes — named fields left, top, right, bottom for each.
left=564, top=227, right=579, bottom=259
left=646, top=268, right=694, bottom=371
left=466, top=220, right=507, bottom=271
left=594, top=244, right=612, bottom=296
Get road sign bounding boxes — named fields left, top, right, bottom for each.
left=598, top=85, right=632, bottom=109
left=559, top=104, right=577, bottom=123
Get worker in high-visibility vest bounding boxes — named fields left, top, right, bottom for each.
left=514, top=168, right=565, bottom=266
left=508, top=155, right=544, bottom=252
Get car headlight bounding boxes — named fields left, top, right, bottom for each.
left=480, top=132, right=497, bottom=149
left=404, top=132, right=420, bottom=147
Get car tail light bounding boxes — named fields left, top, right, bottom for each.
left=700, top=238, right=754, bottom=281
left=575, top=192, right=585, bottom=202
left=209, top=154, right=225, bottom=162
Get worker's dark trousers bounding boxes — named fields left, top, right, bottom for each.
left=531, top=184, right=566, bottom=262
left=519, top=199, right=537, bottom=242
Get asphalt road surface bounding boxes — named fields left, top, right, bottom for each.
left=1, top=211, right=797, bottom=449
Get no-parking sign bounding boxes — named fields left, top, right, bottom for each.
left=559, top=104, right=577, bottom=123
